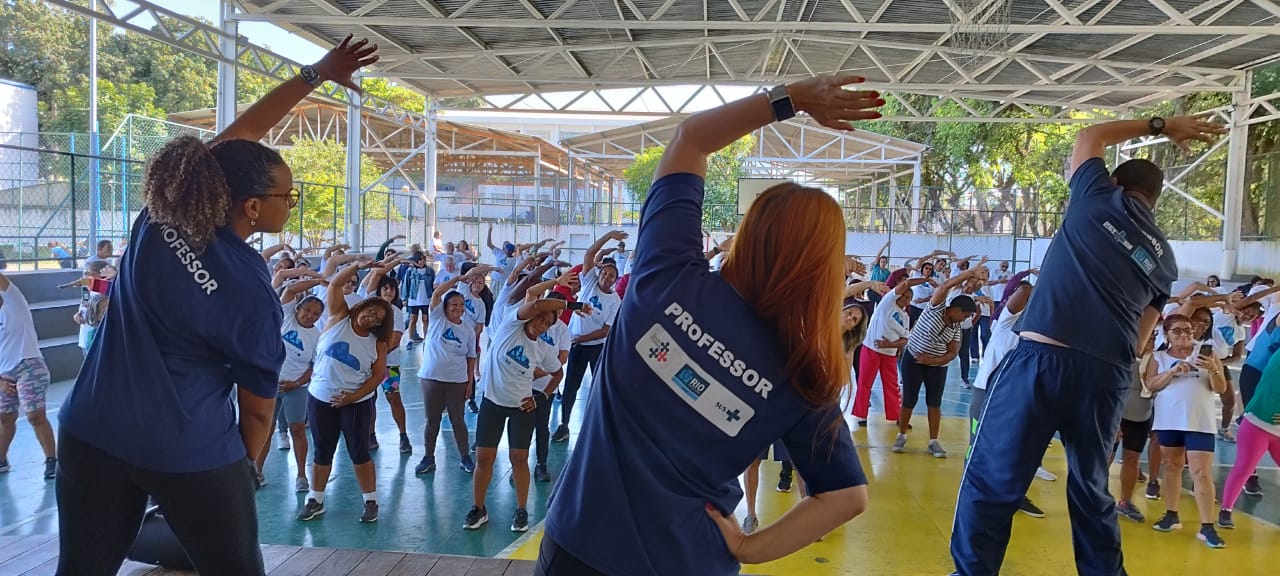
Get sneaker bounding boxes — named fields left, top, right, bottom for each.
left=359, top=501, right=379, bottom=523
left=399, top=433, right=412, bottom=454
left=1137, top=471, right=1148, bottom=483
left=1017, top=497, right=1045, bottom=518
left=1217, top=509, right=1234, bottom=530
left=511, top=508, right=529, bottom=532
left=928, top=440, right=947, bottom=459
left=277, top=431, right=290, bottom=451
left=256, top=472, right=267, bottom=488
left=961, top=379, right=972, bottom=389
left=297, top=498, right=325, bottom=521
left=43, top=458, right=57, bottom=480
left=892, top=434, right=908, bottom=453
left=1152, top=511, right=1181, bottom=532
left=468, top=399, right=479, bottom=413
left=463, top=505, right=488, bottom=530
left=0, top=459, right=9, bottom=473
left=1198, top=525, right=1226, bottom=548
left=415, top=456, right=437, bottom=474
left=1035, top=467, right=1057, bottom=482
left=368, top=433, right=379, bottom=452
left=742, top=514, right=759, bottom=534
left=534, top=463, right=551, bottom=483
left=460, top=454, right=476, bottom=474
left=1116, top=501, right=1145, bottom=523
left=1244, top=475, right=1263, bottom=497
left=1144, top=480, right=1161, bottom=501
left=777, top=469, right=794, bottom=493
left=551, top=425, right=570, bottom=443
left=1218, top=428, right=1236, bottom=443
left=294, top=476, right=309, bottom=493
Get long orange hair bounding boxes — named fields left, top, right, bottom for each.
left=720, top=183, right=849, bottom=406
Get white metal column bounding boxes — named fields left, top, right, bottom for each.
left=909, top=162, right=923, bottom=231
left=215, top=0, right=238, bottom=133
left=1221, top=76, right=1250, bottom=279
left=345, top=77, right=364, bottom=249
left=424, top=98, right=439, bottom=245
left=88, top=9, right=101, bottom=247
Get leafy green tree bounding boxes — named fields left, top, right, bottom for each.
left=281, top=138, right=403, bottom=247
left=46, top=79, right=165, bottom=136
left=362, top=77, right=425, bottom=113
left=0, top=0, right=88, bottom=123
left=622, top=135, right=754, bottom=230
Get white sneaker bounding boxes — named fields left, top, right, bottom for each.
left=1036, top=467, right=1058, bottom=482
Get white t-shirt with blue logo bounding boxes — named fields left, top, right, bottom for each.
left=481, top=306, right=562, bottom=409
left=279, top=300, right=321, bottom=383
left=544, top=173, right=866, bottom=576
left=534, top=320, right=572, bottom=392
left=456, top=282, right=488, bottom=329
left=865, top=292, right=910, bottom=356
left=491, top=247, right=517, bottom=285
left=418, top=303, right=477, bottom=383
left=568, top=268, right=621, bottom=345
left=310, top=317, right=379, bottom=404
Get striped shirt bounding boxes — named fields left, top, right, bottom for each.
left=906, top=303, right=962, bottom=357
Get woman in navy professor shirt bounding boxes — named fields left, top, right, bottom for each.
left=539, top=76, right=883, bottom=575
left=55, top=37, right=377, bottom=576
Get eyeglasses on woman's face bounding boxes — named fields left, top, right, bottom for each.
left=255, top=187, right=300, bottom=208
left=1168, top=326, right=1194, bottom=336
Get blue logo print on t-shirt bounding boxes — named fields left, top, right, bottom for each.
left=324, top=341, right=362, bottom=372
left=506, top=345, right=531, bottom=368
left=442, top=327, right=462, bottom=344
left=539, top=332, right=555, bottom=346
left=589, top=295, right=602, bottom=310
left=892, top=311, right=904, bottom=326
left=282, top=330, right=304, bottom=351
left=464, top=299, right=475, bottom=314
left=1218, top=326, right=1235, bottom=345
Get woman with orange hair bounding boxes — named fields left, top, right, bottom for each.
left=538, top=76, right=882, bottom=575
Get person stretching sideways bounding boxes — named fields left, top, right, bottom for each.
left=1217, top=339, right=1280, bottom=529
left=853, top=277, right=928, bottom=425
left=893, top=261, right=984, bottom=457
left=950, top=116, right=1223, bottom=576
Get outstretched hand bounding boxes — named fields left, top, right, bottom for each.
left=313, top=35, right=380, bottom=93
left=787, top=76, right=884, bottom=132
left=1164, top=116, right=1228, bottom=153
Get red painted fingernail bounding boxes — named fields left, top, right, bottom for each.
left=705, top=503, right=715, bottom=512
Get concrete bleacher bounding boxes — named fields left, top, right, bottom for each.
left=8, top=269, right=85, bottom=382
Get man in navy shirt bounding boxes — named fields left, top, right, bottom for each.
left=950, top=116, right=1225, bottom=576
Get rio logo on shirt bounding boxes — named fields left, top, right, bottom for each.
left=282, top=330, right=304, bottom=351
left=672, top=364, right=708, bottom=400
left=506, top=345, right=531, bottom=368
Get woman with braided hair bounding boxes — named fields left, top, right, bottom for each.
left=54, top=36, right=377, bottom=576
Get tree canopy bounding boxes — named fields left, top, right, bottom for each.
left=622, top=136, right=754, bottom=231
left=283, top=138, right=402, bottom=247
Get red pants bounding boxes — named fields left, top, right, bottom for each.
left=853, top=346, right=901, bottom=421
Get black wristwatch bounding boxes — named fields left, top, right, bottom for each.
left=1148, top=117, right=1165, bottom=136
left=768, top=85, right=796, bottom=122
left=298, top=65, right=322, bottom=88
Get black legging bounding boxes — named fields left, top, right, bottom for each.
left=536, top=536, right=607, bottom=576
left=55, top=432, right=264, bottom=576
left=560, top=343, right=604, bottom=428
left=959, top=327, right=974, bottom=380
left=534, top=390, right=553, bottom=465
left=1239, top=364, right=1262, bottom=409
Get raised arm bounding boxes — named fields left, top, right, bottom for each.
left=931, top=260, right=987, bottom=307
left=360, top=254, right=401, bottom=293
left=213, top=36, right=378, bottom=143
left=1234, top=284, right=1280, bottom=310
left=282, top=277, right=327, bottom=304
left=321, top=252, right=363, bottom=279
left=325, top=259, right=368, bottom=323
left=653, top=75, right=881, bottom=181
left=262, top=242, right=292, bottom=262
left=272, top=266, right=321, bottom=289
left=845, top=281, right=888, bottom=299
left=874, top=241, right=889, bottom=264
left=487, top=224, right=498, bottom=251
left=1070, top=116, right=1225, bottom=176
left=507, top=260, right=568, bottom=306
left=583, top=230, right=626, bottom=275
left=323, top=243, right=351, bottom=261
left=374, top=235, right=404, bottom=261
left=429, top=271, right=468, bottom=309
left=913, top=250, right=947, bottom=270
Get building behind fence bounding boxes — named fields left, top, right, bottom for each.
left=0, top=140, right=1250, bottom=274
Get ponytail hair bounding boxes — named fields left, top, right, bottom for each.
left=144, top=136, right=285, bottom=253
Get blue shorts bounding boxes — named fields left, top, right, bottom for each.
left=275, top=386, right=308, bottom=425
left=1155, top=429, right=1216, bottom=452
left=382, top=366, right=401, bottom=393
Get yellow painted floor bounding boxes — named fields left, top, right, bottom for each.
left=508, top=417, right=1277, bottom=575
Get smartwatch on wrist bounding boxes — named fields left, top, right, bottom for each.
left=768, top=85, right=796, bottom=122
left=1148, top=117, right=1165, bottom=136
left=299, top=65, right=322, bottom=88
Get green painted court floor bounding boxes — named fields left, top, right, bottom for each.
left=2, top=350, right=1278, bottom=563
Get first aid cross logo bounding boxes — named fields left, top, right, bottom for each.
left=648, top=341, right=670, bottom=362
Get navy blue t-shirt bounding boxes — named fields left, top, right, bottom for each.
left=1015, top=158, right=1176, bottom=367
left=545, top=173, right=866, bottom=576
left=60, top=209, right=284, bottom=473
